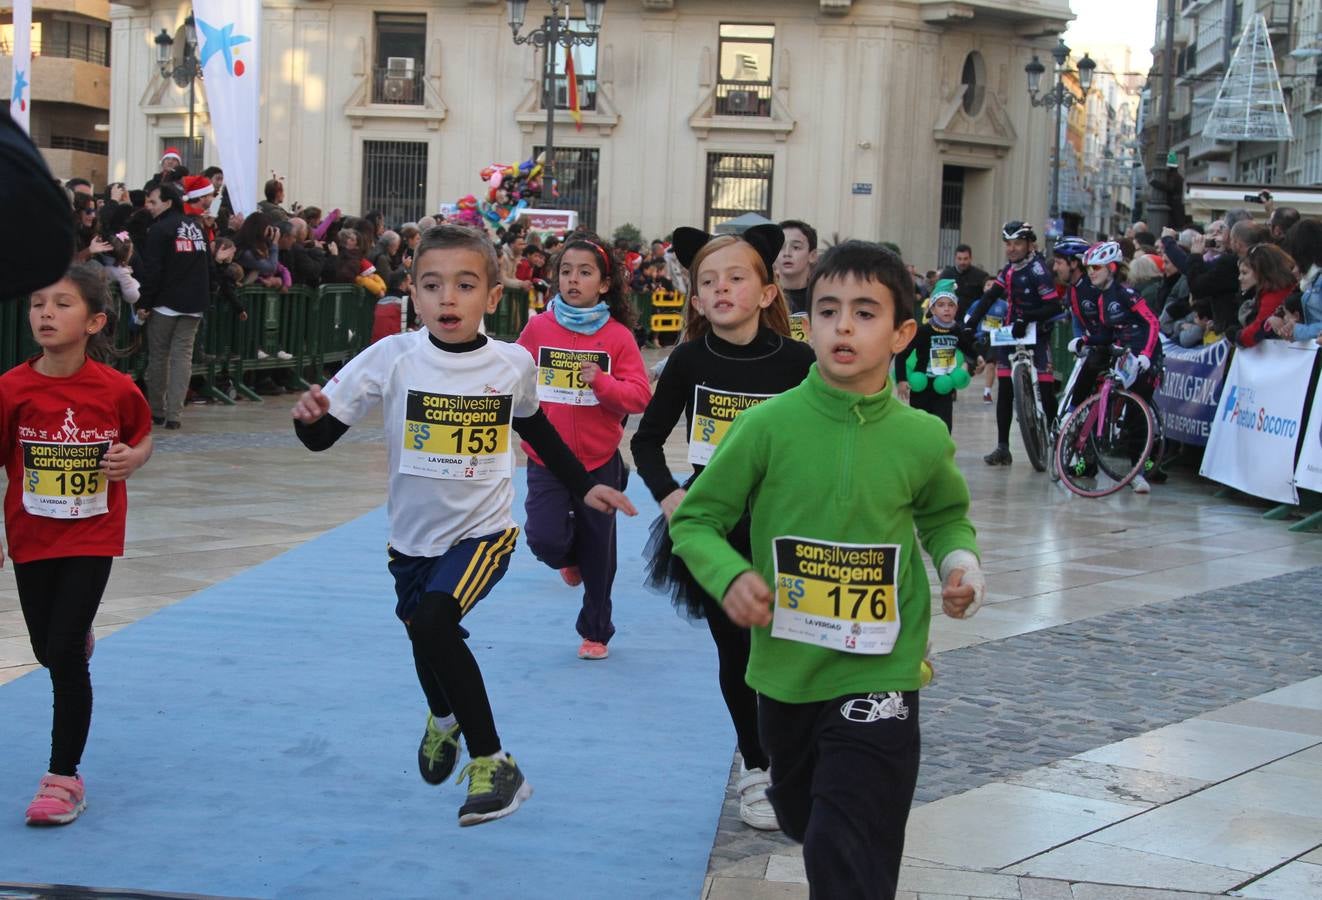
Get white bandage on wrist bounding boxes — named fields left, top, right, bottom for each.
left=938, top=549, right=986, bottom=618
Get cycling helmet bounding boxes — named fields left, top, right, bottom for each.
left=1083, top=241, right=1124, bottom=267
left=1001, top=220, right=1037, bottom=242
left=1052, top=236, right=1091, bottom=260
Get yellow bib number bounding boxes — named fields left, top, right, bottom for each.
left=536, top=347, right=611, bottom=406
left=22, top=441, right=110, bottom=519
left=400, top=391, right=512, bottom=480
left=771, top=536, right=901, bottom=655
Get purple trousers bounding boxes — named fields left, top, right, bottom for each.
left=524, top=452, right=625, bottom=644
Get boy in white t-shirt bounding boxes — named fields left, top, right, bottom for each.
left=292, top=224, right=635, bottom=827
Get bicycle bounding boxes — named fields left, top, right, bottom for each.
left=988, top=315, right=1066, bottom=473
left=1054, top=346, right=1156, bottom=498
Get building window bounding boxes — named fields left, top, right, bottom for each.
left=546, top=21, right=597, bottom=112
left=704, top=152, right=773, bottom=232
left=159, top=136, right=205, bottom=174
left=960, top=52, right=986, bottom=117
left=362, top=140, right=428, bottom=226
left=715, top=24, right=774, bottom=117
left=374, top=13, right=426, bottom=105
left=1238, top=153, right=1277, bottom=184
left=1305, top=115, right=1322, bottom=185
left=4, top=18, right=111, bottom=65
left=534, top=145, right=599, bottom=231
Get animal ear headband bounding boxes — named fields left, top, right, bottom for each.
left=672, top=224, right=784, bottom=277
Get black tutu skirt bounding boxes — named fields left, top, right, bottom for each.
left=643, top=505, right=753, bottom=621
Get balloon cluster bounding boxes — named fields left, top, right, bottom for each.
left=461, top=154, right=555, bottom=235
left=906, top=350, right=972, bottom=395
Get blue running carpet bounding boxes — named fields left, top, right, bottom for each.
left=0, top=479, right=733, bottom=899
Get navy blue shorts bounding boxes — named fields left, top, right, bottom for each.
left=387, top=527, right=519, bottom=625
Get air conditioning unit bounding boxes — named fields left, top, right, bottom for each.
left=724, top=89, right=759, bottom=114
left=383, top=56, right=417, bottom=103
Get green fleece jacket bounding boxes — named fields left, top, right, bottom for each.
left=669, top=364, right=978, bottom=703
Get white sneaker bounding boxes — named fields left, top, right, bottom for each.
left=1131, top=474, right=1151, bottom=494
left=736, top=766, right=779, bottom=831
left=276, top=350, right=293, bottom=360
left=256, top=349, right=270, bottom=360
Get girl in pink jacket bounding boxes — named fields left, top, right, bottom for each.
left=516, top=237, right=651, bottom=660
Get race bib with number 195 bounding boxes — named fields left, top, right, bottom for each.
left=771, top=536, right=901, bottom=655
left=400, top=391, right=512, bottom=480
left=22, top=440, right=111, bottom=519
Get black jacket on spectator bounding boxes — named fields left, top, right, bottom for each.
left=139, top=208, right=211, bottom=314
left=1160, top=235, right=1240, bottom=333
left=285, top=243, right=325, bottom=288
left=1, top=115, right=76, bottom=298
left=937, top=263, right=991, bottom=319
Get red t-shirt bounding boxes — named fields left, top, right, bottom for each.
left=0, top=357, right=152, bottom=564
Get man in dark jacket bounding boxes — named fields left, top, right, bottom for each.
left=938, top=244, right=991, bottom=320
left=139, top=182, right=211, bottom=429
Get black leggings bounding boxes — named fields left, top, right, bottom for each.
left=406, top=591, right=501, bottom=758
left=996, top=375, right=1056, bottom=445
left=15, top=556, right=113, bottom=776
left=701, top=594, right=769, bottom=771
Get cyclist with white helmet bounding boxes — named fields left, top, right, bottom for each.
left=1066, top=240, right=1164, bottom=492
left=965, top=220, right=1063, bottom=466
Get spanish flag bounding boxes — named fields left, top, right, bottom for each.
left=566, top=47, right=583, bottom=131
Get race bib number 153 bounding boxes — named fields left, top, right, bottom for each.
left=400, top=391, right=512, bottom=480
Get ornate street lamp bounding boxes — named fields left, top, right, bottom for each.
left=1026, top=39, right=1096, bottom=231
left=153, top=13, right=203, bottom=171
left=506, top=1, right=606, bottom=205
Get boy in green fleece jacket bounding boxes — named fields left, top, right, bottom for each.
left=670, top=240, right=985, bottom=900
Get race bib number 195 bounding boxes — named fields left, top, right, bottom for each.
left=771, top=536, right=901, bottom=655
left=400, top=391, right=512, bottom=480
left=536, top=347, right=611, bottom=406
left=22, top=440, right=111, bottom=519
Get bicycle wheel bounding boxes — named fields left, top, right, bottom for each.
left=1013, top=364, right=1048, bottom=472
left=1055, top=390, right=1153, bottom=497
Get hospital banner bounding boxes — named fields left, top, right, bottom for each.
left=193, top=1, right=260, bottom=215
left=1200, top=341, right=1319, bottom=504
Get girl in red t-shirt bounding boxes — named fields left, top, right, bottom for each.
left=0, top=263, right=153, bottom=826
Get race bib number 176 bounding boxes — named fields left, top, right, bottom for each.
left=771, top=536, right=901, bottom=655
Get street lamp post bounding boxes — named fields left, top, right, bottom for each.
left=1025, top=39, right=1096, bottom=239
left=154, top=14, right=203, bottom=171
left=506, top=1, right=605, bottom=207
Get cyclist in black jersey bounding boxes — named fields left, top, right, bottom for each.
left=964, top=221, right=1064, bottom=465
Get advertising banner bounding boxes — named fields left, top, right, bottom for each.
left=193, top=2, right=260, bottom=215
left=9, top=0, right=32, bottom=133
left=1152, top=337, right=1231, bottom=447
left=1201, top=341, right=1319, bottom=504
left=1291, top=351, right=1322, bottom=494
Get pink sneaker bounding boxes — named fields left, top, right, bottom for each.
left=560, top=567, right=583, bottom=587
left=577, top=639, right=609, bottom=660
left=25, top=773, right=86, bottom=826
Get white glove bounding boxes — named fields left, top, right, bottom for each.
left=938, top=549, right=986, bottom=619
left=1135, top=354, right=1151, bottom=372
left=1068, top=337, right=1086, bottom=357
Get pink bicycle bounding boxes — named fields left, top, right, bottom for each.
left=1054, top=347, right=1155, bottom=498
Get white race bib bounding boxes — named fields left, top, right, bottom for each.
left=536, top=347, right=611, bottom=406
left=988, top=322, right=1037, bottom=346
left=771, top=536, right=902, bottom=655
left=21, top=440, right=111, bottom=519
left=688, top=385, right=772, bottom=466
left=399, top=391, right=512, bottom=480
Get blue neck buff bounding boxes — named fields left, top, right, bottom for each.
left=551, top=295, right=611, bottom=334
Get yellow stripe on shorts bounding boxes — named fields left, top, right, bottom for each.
left=460, top=528, right=519, bottom=612
left=451, top=539, right=491, bottom=602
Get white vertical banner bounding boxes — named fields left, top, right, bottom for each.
left=1200, top=341, right=1319, bottom=504
left=192, top=2, right=260, bottom=216
left=1292, top=348, right=1322, bottom=493
left=9, top=0, right=32, bottom=133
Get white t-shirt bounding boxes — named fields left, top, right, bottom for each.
left=323, top=329, right=539, bottom=556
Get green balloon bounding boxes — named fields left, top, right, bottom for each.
left=908, top=371, right=929, bottom=392
left=933, top=374, right=955, bottom=395
left=952, top=368, right=972, bottom=390
left=905, top=353, right=917, bottom=372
